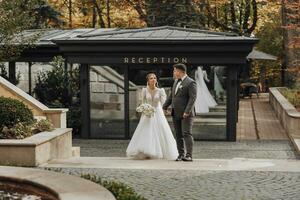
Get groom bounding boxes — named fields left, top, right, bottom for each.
left=163, top=63, right=197, bottom=162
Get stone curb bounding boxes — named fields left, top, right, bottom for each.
left=0, top=166, right=115, bottom=200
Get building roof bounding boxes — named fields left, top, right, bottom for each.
left=20, top=28, right=117, bottom=46
left=10, top=26, right=259, bottom=63
left=19, top=26, right=258, bottom=45
left=54, top=26, right=258, bottom=42
left=247, top=49, right=277, bottom=60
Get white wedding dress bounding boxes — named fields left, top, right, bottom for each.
left=195, top=67, right=217, bottom=114
left=126, top=87, right=178, bottom=160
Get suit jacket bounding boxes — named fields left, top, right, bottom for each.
left=163, top=76, right=197, bottom=119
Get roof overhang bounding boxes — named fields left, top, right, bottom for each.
left=7, top=26, right=259, bottom=64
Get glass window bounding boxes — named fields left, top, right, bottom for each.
left=89, top=65, right=125, bottom=138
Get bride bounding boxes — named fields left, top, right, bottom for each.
left=195, top=66, right=217, bottom=114
left=126, top=72, right=178, bottom=160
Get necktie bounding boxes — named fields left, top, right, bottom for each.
left=175, top=79, right=182, bottom=94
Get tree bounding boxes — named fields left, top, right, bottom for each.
left=32, top=0, right=64, bottom=28
left=125, top=0, right=147, bottom=22
left=146, top=0, right=202, bottom=28
left=251, top=11, right=283, bottom=89
left=205, top=0, right=258, bottom=36
left=49, top=0, right=79, bottom=28
left=282, top=0, right=300, bottom=87
left=0, top=0, right=40, bottom=61
left=34, top=56, right=81, bottom=135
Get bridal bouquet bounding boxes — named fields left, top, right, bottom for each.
left=136, top=103, right=155, bottom=117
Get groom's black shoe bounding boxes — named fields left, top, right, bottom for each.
left=182, top=155, right=193, bottom=162
left=175, top=155, right=184, bottom=161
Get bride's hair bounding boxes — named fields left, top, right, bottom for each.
left=146, top=72, right=159, bottom=87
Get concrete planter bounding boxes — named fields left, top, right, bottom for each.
left=0, top=128, right=78, bottom=167
left=269, top=88, right=300, bottom=138
left=269, top=87, right=300, bottom=155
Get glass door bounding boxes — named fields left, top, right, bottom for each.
left=128, top=64, right=228, bottom=140
left=89, top=65, right=125, bottom=138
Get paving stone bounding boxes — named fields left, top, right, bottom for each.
left=45, top=168, right=300, bottom=200
left=73, top=139, right=299, bottom=159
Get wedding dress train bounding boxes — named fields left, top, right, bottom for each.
left=195, top=67, right=217, bottom=114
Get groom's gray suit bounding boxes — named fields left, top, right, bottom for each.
left=163, top=75, right=197, bottom=157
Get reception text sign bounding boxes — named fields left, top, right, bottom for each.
left=123, top=57, right=188, bottom=64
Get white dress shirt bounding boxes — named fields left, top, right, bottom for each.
left=175, top=74, right=187, bottom=94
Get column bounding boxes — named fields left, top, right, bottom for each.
left=226, top=66, right=238, bottom=141
left=8, top=62, right=16, bottom=84
left=124, top=65, right=129, bottom=139
left=28, top=62, right=32, bottom=95
left=80, top=64, right=90, bottom=138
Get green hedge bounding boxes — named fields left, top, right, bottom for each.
left=0, top=96, right=34, bottom=130
left=0, top=96, right=55, bottom=139
left=81, top=174, right=147, bottom=200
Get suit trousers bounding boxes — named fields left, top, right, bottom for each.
left=172, top=116, right=194, bottom=157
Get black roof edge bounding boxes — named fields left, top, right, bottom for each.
left=52, top=38, right=259, bottom=45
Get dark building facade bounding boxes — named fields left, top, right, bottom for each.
left=7, top=26, right=258, bottom=141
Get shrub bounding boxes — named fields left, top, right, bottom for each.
left=33, top=119, right=54, bottom=133
left=81, top=174, right=147, bottom=200
left=34, top=56, right=81, bottom=136
left=67, top=106, right=81, bottom=135
left=280, top=88, right=300, bottom=108
left=0, top=122, right=33, bottom=139
left=0, top=119, right=55, bottom=139
left=0, top=96, right=34, bottom=130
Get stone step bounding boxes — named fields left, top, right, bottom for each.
left=166, top=117, right=226, bottom=125
left=91, top=117, right=227, bottom=140
left=209, top=105, right=226, bottom=112
left=167, top=117, right=226, bottom=140
left=196, top=112, right=226, bottom=118
left=72, top=147, right=81, bottom=157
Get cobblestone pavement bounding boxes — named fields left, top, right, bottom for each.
left=56, top=139, right=300, bottom=199
left=50, top=168, right=300, bottom=200
left=73, top=139, right=299, bottom=159
left=61, top=94, right=300, bottom=199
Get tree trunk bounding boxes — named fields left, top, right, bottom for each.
left=281, top=0, right=300, bottom=86
left=68, top=0, right=72, bottom=28
left=245, top=0, right=257, bottom=35
left=106, top=0, right=111, bottom=28
left=94, top=1, right=106, bottom=28
left=92, top=0, right=97, bottom=28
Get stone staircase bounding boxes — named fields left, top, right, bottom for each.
left=0, top=76, right=80, bottom=166
left=166, top=105, right=227, bottom=140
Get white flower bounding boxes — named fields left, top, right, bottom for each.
left=136, top=103, right=156, bottom=118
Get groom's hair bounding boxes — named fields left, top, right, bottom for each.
left=173, top=63, right=187, bottom=73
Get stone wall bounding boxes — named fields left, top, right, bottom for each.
left=90, top=66, right=127, bottom=120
